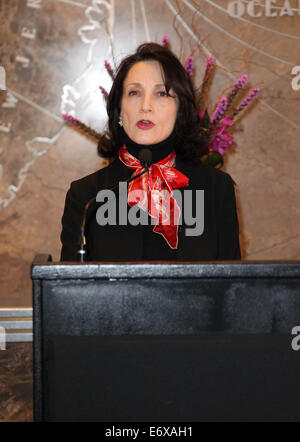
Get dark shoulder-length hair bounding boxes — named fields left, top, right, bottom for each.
left=98, top=42, right=209, bottom=163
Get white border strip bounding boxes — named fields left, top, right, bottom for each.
left=0, top=309, right=33, bottom=342
left=0, top=308, right=33, bottom=317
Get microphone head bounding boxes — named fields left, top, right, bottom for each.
left=138, top=148, right=152, bottom=167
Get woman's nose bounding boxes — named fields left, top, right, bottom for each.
left=140, top=94, right=152, bottom=112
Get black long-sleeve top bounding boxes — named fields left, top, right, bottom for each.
left=60, top=130, right=241, bottom=262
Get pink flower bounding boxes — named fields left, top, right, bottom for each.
left=220, top=114, right=234, bottom=126
left=209, top=124, right=234, bottom=156
left=199, top=109, right=206, bottom=119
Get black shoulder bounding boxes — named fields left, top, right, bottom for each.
left=182, top=160, right=236, bottom=189
left=201, top=163, right=236, bottom=186
left=68, top=161, right=116, bottom=200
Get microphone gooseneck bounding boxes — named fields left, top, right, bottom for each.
left=78, top=148, right=153, bottom=262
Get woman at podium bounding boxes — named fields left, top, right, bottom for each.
left=60, top=43, right=241, bottom=262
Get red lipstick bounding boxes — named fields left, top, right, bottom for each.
left=137, top=120, right=155, bottom=130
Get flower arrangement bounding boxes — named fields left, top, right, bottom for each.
left=196, top=58, right=260, bottom=167
left=62, top=36, right=260, bottom=169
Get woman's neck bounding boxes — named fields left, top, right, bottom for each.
left=119, top=128, right=176, bottom=163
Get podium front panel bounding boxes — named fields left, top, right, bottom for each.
left=31, top=260, right=300, bottom=421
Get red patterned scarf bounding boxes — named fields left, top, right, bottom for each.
left=118, top=146, right=189, bottom=249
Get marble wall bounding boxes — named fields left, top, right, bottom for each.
left=0, top=0, right=299, bottom=307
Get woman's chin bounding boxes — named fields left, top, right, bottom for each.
left=130, top=131, right=158, bottom=145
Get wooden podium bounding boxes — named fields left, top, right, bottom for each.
left=31, top=255, right=300, bottom=422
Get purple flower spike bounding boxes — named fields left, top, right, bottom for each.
left=205, top=55, right=214, bottom=68
left=62, top=113, right=79, bottom=126
left=161, top=34, right=169, bottom=46
left=185, top=56, right=194, bottom=77
left=104, top=59, right=114, bottom=80
left=62, top=113, right=74, bottom=124
left=104, top=60, right=111, bottom=70
left=234, top=74, right=248, bottom=89
left=235, top=87, right=260, bottom=114
left=226, top=74, right=248, bottom=105
left=201, top=56, right=215, bottom=86
left=205, top=56, right=215, bottom=76
left=212, top=96, right=229, bottom=123
left=99, top=85, right=109, bottom=100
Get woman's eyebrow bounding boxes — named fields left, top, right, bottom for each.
left=126, top=82, right=166, bottom=88
left=126, top=83, right=141, bottom=88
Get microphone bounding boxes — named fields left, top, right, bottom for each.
left=138, top=148, right=152, bottom=167
left=77, top=148, right=153, bottom=262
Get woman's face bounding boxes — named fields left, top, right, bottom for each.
left=120, top=60, right=178, bottom=145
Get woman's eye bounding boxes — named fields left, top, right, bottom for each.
left=128, top=90, right=138, bottom=96
left=158, top=91, right=168, bottom=97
